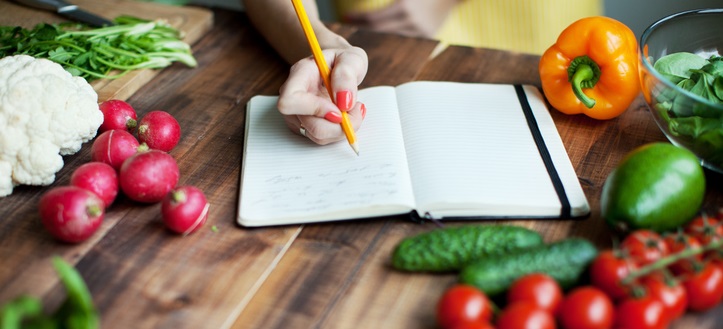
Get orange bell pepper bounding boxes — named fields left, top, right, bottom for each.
left=539, top=16, right=640, bottom=120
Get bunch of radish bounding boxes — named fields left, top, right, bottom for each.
left=39, top=99, right=209, bottom=244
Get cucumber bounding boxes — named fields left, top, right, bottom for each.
left=459, top=238, right=598, bottom=296
left=391, top=225, right=543, bottom=272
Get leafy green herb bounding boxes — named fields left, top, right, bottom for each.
left=0, top=257, right=98, bottom=329
left=653, top=52, right=723, bottom=168
left=653, top=52, right=708, bottom=84
left=0, top=15, right=196, bottom=82
left=0, top=296, right=45, bottom=329
left=51, top=257, right=99, bottom=329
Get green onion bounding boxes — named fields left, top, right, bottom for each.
left=0, top=15, right=197, bottom=82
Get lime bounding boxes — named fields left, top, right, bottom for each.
left=601, top=143, right=705, bottom=232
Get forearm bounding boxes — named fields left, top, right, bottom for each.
left=242, top=0, right=353, bottom=64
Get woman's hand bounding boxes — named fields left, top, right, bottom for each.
left=343, top=0, right=461, bottom=38
left=278, top=46, right=368, bottom=145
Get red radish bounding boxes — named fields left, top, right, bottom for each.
left=98, top=99, right=137, bottom=133
left=91, top=129, right=142, bottom=170
left=39, top=186, right=105, bottom=243
left=70, top=162, right=119, bottom=208
left=161, top=186, right=210, bottom=235
left=137, top=111, right=181, bottom=152
left=120, top=149, right=180, bottom=203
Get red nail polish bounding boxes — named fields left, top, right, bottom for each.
left=336, top=91, right=353, bottom=111
left=360, top=103, right=367, bottom=119
left=324, top=111, right=343, bottom=124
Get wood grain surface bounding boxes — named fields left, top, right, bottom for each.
left=0, top=0, right=213, bottom=101
left=1, top=8, right=722, bottom=329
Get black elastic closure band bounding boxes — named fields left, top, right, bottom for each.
left=514, top=85, right=571, bottom=218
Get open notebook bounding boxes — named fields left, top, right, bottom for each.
left=238, top=81, right=589, bottom=227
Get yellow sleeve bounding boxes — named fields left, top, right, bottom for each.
left=333, top=0, right=392, bottom=17
left=334, top=0, right=603, bottom=54
left=436, top=0, right=602, bottom=54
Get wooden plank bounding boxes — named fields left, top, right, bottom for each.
left=0, top=0, right=213, bottom=101
left=60, top=12, right=300, bottom=328
left=2, top=8, right=722, bottom=329
left=0, top=10, right=285, bottom=329
left=0, top=0, right=213, bottom=306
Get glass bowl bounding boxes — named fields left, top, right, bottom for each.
left=639, top=8, right=723, bottom=174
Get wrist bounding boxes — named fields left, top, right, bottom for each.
left=313, top=23, right=352, bottom=51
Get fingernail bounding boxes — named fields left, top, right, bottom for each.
left=336, top=90, right=353, bottom=111
left=360, top=103, right=367, bottom=119
left=324, top=111, right=343, bottom=124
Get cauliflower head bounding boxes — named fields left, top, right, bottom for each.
left=0, top=55, right=103, bottom=197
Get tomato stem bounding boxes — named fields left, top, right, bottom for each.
left=622, top=239, right=723, bottom=285
left=567, top=56, right=601, bottom=109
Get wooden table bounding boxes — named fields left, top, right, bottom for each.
left=1, top=8, right=722, bottom=329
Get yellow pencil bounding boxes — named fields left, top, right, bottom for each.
left=290, top=0, right=359, bottom=155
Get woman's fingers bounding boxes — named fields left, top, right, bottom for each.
left=291, top=115, right=343, bottom=145
left=329, top=47, right=368, bottom=109
left=278, top=58, right=337, bottom=118
left=291, top=101, right=366, bottom=145
left=278, top=47, right=368, bottom=145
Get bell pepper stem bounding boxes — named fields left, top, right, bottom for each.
left=571, top=64, right=597, bottom=108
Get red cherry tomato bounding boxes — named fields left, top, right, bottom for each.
left=640, top=273, right=688, bottom=322
left=685, top=215, right=723, bottom=245
left=496, top=302, right=555, bottom=329
left=589, top=249, right=637, bottom=300
left=557, top=286, right=614, bottom=329
left=663, top=232, right=703, bottom=274
left=614, top=296, right=668, bottom=329
left=709, top=251, right=723, bottom=271
left=450, top=321, right=495, bottom=329
left=437, top=285, right=494, bottom=329
left=506, top=273, right=563, bottom=314
left=681, top=262, right=723, bottom=312
left=621, top=230, right=669, bottom=267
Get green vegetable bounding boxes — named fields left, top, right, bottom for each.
left=0, top=296, right=46, bottom=329
left=0, top=15, right=196, bottom=82
left=652, top=53, right=723, bottom=166
left=392, top=225, right=543, bottom=272
left=601, top=143, right=705, bottom=233
left=459, top=238, right=597, bottom=296
left=0, top=257, right=98, bottom=329
left=51, top=257, right=99, bottom=329
left=653, top=52, right=709, bottom=85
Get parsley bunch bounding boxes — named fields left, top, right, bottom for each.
left=0, top=15, right=197, bottom=81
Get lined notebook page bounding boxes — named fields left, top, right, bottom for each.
left=238, top=87, right=416, bottom=226
left=395, top=81, right=563, bottom=217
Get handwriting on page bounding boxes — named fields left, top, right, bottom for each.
left=250, top=163, right=400, bottom=213
left=239, top=89, right=415, bottom=224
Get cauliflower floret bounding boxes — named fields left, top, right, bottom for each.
left=0, top=161, right=12, bottom=196
left=0, top=55, right=103, bottom=197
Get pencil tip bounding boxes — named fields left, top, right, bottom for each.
left=350, top=143, right=360, bottom=156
